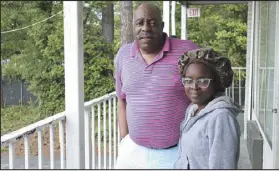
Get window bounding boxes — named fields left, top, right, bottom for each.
left=256, top=1, right=277, bottom=145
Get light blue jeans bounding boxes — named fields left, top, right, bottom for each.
left=115, top=134, right=179, bottom=169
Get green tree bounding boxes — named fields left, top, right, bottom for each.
left=2, top=1, right=115, bottom=116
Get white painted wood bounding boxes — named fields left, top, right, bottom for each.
left=109, top=98, right=112, bottom=169
left=103, top=101, right=107, bottom=169
left=118, top=125, right=120, bottom=148
left=163, top=1, right=170, bottom=35
left=58, top=120, right=65, bottom=169
left=63, top=1, right=85, bottom=169
left=98, top=103, right=101, bottom=169
left=91, top=105, right=96, bottom=169
left=252, top=1, right=260, bottom=122
left=272, top=1, right=279, bottom=168
left=185, top=1, right=248, bottom=5
left=171, top=1, right=176, bottom=36
left=1, top=112, right=65, bottom=143
left=181, top=2, right=187, bottom=40
left=263, top=140, right=273, bottom=168
left=49, top=124, right=55, bottom=169
left=9, top=142, right=15, bottom=169
left=37, top=129, right=43, bottom=169
left=232, top=76, right=235, bottom=101
left=239, top=68, right=242, bottom=106
left=84, top=108, right=92, bottom=169
left=244, top=1, right=256, bottom=139
left=84, top=91, right=116, bottom=108
left=113, top=97, right=117, bottom=167
left=24, top=135, right=30, bottom=169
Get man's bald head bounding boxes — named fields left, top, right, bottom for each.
left=134, top=2, right=162, bottom=23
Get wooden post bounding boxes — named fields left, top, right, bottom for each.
left=63, top=1, right=85, bottom=169
left=171, top=1, right=176, bottom=36
left=163, top=1, right=170, bottom=35
left=181, top=1, right=187, bottom=40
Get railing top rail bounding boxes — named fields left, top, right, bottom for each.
left=84, top=91, right=116, bottom=108
left=1, top=112, right=66, bottom=144
left=259, top=66, right=275, bottom=70
left=231, top=67, right=246, bottom=70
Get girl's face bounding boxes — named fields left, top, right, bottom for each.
left=183, top=63, right=217, bottom=106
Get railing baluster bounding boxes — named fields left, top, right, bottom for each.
left=232, top=75, right=235, bottom=101
left=91, top=105, right=96, bottom=169
left=49, top=124, right=55, bottom=169
left=109, top=98, right=112, bottom=169
left=118, top=125, right=120, bottom=149
left=239, top=68, right=242, bottom=106
left=84, top=108, right=92, bottom=169
left=98, top=103, right=101, bottom=169
left=225, top=88, right=228, bottom=96
left=59, top=120, right=65, bottom=169
left=9, top=142, right=15, bottom=169
left=113, top=96, right=117, bottom=168
left=24, top=134, right=30, bottom=169
left=229, top=84, right=231, bottom=98
left=103, top=100, right=107, bottom=169
left=37, top=129, right=43, bottom=169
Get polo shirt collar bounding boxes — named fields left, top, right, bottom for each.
left=130, top=33, right=170, bottom=57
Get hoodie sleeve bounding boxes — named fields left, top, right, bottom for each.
left=207, top=112, right=240, bottom=169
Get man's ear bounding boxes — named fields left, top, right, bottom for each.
left=162, top=22, right=165, bottom=30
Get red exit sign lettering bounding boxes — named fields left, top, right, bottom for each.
left=187, top=8, right=200, bottom=17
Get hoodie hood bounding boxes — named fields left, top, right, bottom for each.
left=181, top=93, right=242, bottom=133
left=198, top=92, right=242, bottom=118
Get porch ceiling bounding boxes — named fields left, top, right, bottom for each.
left=178, top=1, right=248, bottom=5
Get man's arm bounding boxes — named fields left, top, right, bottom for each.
left=114, top=44, right=129, bottom=140
left=117, top=97, right=129, bottom=139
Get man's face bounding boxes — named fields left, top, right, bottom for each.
left=133, top=5, right=164, bottom=53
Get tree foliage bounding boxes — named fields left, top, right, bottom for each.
left=2, top=1, right=114, bottom=116
left=1, top=1, right=248, bottom=116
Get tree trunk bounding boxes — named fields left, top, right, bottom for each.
left=120, top=1, right=134, bottom=46
left=102, top=2, right=114, bottom=44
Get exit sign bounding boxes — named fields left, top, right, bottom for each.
left=187, top=8, right=200, bottom=17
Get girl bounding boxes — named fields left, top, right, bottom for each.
left=174, top=48, right=241, bottom=169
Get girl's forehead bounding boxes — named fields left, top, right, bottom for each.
left=185, top=63, right=214, bottom=77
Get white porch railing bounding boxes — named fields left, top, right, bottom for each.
left=1, top=92, right=119, bottom=169
left=226, top=67, right=246, bottom=107
left=1, top=112, right=66, bottom=169
left=1, top=68, right=246, bottom=169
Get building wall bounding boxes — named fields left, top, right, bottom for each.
left=246, top=1, right=279, bottom=169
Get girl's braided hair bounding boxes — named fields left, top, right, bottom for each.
left=178, top=48, right=234, bottom=89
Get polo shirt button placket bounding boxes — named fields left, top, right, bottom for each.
left=144, top=65, right=154, bottom=74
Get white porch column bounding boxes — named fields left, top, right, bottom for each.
left=163, top=1, right=170, bottom=35
left=181, top=1, right=187, bottom=40
left=244, top=1, right=256, bottom=140
left=63, top=1, right=85, bottom=169
left=171, top=1, right=176, bottom=36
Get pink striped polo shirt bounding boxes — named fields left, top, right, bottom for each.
left=114, top=34, right=199, bottom=148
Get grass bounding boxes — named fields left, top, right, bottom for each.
left=1, top=105, right=42, bottom=135
left=1, top=105, right=43, bottom=153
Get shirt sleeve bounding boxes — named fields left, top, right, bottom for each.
left=207, top=112, right=240, bottom=169
left=186, top=40, right=200, bottom=51
left=114, top=45, right=126, bottom=99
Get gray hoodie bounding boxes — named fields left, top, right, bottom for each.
left=174, top=94, right=241, bottom=169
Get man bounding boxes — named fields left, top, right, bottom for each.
left=114, top=2, right=199, bottom=169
